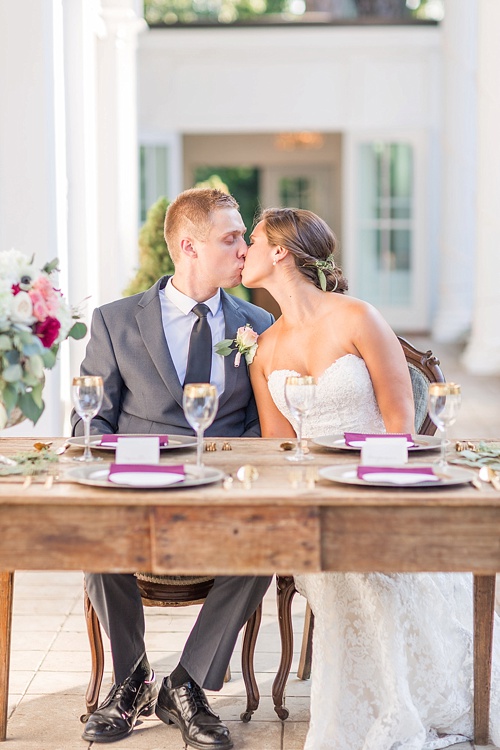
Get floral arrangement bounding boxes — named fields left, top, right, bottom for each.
left=215, top=324, right=259, bottom=367
left=0, top=249, right=87, bottom=428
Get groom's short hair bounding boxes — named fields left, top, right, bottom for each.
left=164, top=188, right=239, bottom=261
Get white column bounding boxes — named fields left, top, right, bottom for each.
left=95, top=0, right=146, bottom=305
left=462, top=0, right=500, bottom=373
left=0, top=1, right=67, bottom=436
left=431, top=0, right=477, bottom=342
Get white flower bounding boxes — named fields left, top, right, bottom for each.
left=9, top=291, right=34, bottom=324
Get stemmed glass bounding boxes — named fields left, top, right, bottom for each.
left=183, top=383, right=219, bottom=475
left=428, top=382, right=461, bottom=470
left=71, top=376, right=104, bottom=462
left=284, top=375, right=317, bottom=462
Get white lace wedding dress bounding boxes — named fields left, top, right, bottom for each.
left=268, top=355, right=500, bottom=750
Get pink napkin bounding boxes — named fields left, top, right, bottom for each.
left=108, top=463, right=184, bottom=477
left=344, top=432, right=413, bottom=447
left=357, top=465, right=437, bottom=483
left=99, top=434, right=169, bottom=447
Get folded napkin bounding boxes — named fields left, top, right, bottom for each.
left=344, top=432, right=414, bottom=447
left=99, top=434, right=169, bottom=447
left=108, top=463, right=184, bottom=487
left=357, top=465, right=438, bottom=485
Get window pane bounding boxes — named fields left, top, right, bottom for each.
left=357, top=141, right=413, bottom=307
left=279, top=176, right=312, bottom=209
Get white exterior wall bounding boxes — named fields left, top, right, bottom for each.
left=138, top=27, right=441, bottom=134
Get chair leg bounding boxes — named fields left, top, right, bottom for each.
left=0, top=572, right=14, bottom=742
left=240, top=601, right=262, bottom=722
left=473, top=573, right=496, bottom=745
left=224, top=665, right=231, bottom=682
left=82, top=587, right=105, bottom=722
left=297, top=604, right=314, bottom=681
left=272, top=575, right=296, bottom=721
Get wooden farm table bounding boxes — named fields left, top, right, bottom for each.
left=0, top=436, right=498, bottom=743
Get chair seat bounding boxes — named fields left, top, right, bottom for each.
left=134, top=573, right=215, bottom=606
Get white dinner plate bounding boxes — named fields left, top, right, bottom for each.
left=319, top=463, right=474, bottom=488
left=313, top=434, right=442, bottom=452
left=67, top=434, right=197, bottom=452
left=63, top=464, right=224, bottom=489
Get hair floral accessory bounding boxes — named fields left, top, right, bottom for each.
left=0, top=249, right=87, bottom=427
left=215, top=324, right=259, bottom=367
left=304, top=254, right=336, bottom=291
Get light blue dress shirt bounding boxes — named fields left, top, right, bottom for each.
left=160, top=278, right=226, bottom=396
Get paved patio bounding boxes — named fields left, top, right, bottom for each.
left=6, top=337, right=500, bottom=749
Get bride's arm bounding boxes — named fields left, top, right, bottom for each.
left=249, top=360, right=296, bottom=438
left=350, top=302, right=415, bottom=433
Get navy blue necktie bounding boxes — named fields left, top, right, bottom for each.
left=184, top=303, right=212, bottom=385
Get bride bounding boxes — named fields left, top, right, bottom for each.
left=242, top=207, right=500, bottom=750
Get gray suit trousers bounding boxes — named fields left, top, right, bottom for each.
left=85, top=572, right=272, bottom=690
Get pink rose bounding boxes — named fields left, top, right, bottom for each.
left=31, top=276, right=61, bottom=316
left=236, top=325, right=259, bottom=349
left=35, top=316, right=61, bottom=348
left=29, top=289, right=49, bottom=321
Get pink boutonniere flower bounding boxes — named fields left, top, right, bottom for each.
left=215, top=324, right=259, bottom=367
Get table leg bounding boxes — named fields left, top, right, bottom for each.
left=0, top=572, right=14, bottom=742
left=473, top=573, right=496, bottom=745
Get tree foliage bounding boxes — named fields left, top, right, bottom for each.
left=123, top=197, right=173, bottom=297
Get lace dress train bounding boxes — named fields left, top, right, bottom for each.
left=268, top=356, right=500, bottom=750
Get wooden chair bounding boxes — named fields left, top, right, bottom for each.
left=82, top=573, right=262, bottom=724
left=271, top=336, right=446, bottom=719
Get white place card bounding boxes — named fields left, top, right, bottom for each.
left=115, top=437, right=160, bottom=465
left=360, top=437, right=408, bottom=466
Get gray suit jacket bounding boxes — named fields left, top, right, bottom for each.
left=71, top=277, right=274, bottom=438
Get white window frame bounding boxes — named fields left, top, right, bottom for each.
left=138, top=132, right=183, bottom=223
left=342, top=130, right=430, bottom=332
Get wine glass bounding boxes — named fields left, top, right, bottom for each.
left=183, top=383, right=219, bottom=475
left=284, top=375, right=317, bottom=462
left=428, top=382, right=461, bottom=470
left=71, top=376, right=104, bottom=462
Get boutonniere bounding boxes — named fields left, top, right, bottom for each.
left=215, top=324, right=259, bottom=367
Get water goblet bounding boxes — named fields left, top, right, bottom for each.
left=183, top=383, right=219, bottom=475
left=284, top=375, right=317, bottom=462
left=71, top=376, right=104, bottom=462
left=428, top=382, right=461, bottom=470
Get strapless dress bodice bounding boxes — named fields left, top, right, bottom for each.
left=267, top=354, right=385, bottom=437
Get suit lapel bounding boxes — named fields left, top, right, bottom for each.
left=135, top=277, right=184, bottom=408
left=218, top=291, right=251, bottom=410
left=135, top=282, right=251, bottom=411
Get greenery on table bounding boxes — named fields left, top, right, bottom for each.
left=451, top=442, right=500, bottom=471
left=0, top=450, right=59, bottom=476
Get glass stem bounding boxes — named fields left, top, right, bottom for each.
left=196, top=428, right=204, bottom=473
left=83, top=417, right=92, bottom=461
left=440, top=426, right=447, bottom=467
left=295, top=415, right=304, bottom=460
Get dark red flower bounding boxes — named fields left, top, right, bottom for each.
left=11, top=283, right=21, bottom=295
left=35, top=317, right=61, bottom=348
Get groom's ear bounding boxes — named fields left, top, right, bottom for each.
left=180, top=236, right=197, bottom=258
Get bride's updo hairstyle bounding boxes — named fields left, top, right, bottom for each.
left=259, top=207, right=348, bottom=293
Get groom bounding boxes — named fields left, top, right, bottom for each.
left=71, top=187, right=274, bottom=748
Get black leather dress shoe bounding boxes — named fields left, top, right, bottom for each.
left=82, top=672, right=158, bottom=743
left=155, top=676, right=233, bottom=750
